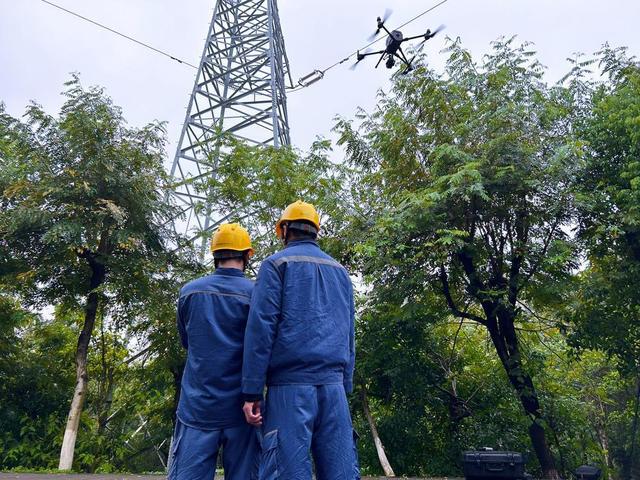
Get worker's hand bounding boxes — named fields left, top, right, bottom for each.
left=243, top=400, right=262, bottom=427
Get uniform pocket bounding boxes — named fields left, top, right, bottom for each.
left=352, top=429, right=361, bottom=479
left=259, top=429, right=279, bottom=480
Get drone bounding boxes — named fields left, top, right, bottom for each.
left=351, top=9, right=445, bottom=74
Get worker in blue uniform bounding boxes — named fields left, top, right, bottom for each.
left=242, top=201, right=359, bottom=480
left=169, top=223, right=259, bottom=480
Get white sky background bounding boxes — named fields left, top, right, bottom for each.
left=1, top=0, right=640, bottom=166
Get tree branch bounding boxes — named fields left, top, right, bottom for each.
left=448, top=318, right=465, bottom=367
left=120, top=345, right=152, bottom=366
left=516, top=300, right=571, bottom=330
left=521, top=215, right=561, bottom=287
left=439, top=266, right=487, bottom=325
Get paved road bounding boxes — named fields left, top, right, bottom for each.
left=0, top=476, right=164, bottom=480
left=0, top=475, right=465, bottom=480
left=0, top=476, right=165, bottom=480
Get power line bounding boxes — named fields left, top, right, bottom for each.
left=290, top=0, right=450, bottom=91
left=38, top=0, right=198, bottom=69
left=38, top=0, right=449, bottom=90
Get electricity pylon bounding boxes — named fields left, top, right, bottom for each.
left=168, top=0, right=292, bottom=253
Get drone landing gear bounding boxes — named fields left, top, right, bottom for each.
left=396, top=47, right=414, bottom=74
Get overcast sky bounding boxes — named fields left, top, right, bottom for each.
left=2, top=0, right=639, bottom=164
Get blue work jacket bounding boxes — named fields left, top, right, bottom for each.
left=242, top=240, right=356, bottom=396
left=176, top=268, right=254, bottom=430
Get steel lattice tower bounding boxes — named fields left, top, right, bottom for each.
left=169, top=0, right=292, bottom=250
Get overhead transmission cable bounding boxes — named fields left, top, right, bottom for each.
left=293, top=0, right=450, bottom=91
left=38, top=0, right=449, bottom=91
left=38, top=0, right=198, bottom=69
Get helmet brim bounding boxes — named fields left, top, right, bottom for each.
left=211, top=247, right=255, bottom=257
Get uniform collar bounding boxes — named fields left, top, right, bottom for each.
left=285, top=239, right=319, bottom=249
left=214, top=267, right=245, bottom=277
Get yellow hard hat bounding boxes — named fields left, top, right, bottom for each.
left=275, top=200, right=321, bottom=238
left=210, top=223, right=254, bottom=257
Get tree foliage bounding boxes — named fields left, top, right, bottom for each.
left=0, top=76, right=184, bottom=470
left=203, top=138, right=348, bottom=262
left=571, top=55, right=640, bottom=373
left=0, top=40, right=639, bottom=480
left=569, top=50, right=640, bottom=478
left=0, top=75, right=176, bottom=310
left=336, top=37, right=585, bottom=478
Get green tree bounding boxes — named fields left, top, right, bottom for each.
left=0, top=299, right=76, bottom=470
left=571, top=49, right=640, bottom=479
left=572, top=50, right=640, bottom=369
left=0, top=77, right=178, bottom=470
left=336, top=38, right=584, bottom=478
left=200, top=138, right=347, bottom=259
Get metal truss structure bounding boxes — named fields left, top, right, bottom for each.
left=168, top=0, right=292, bottom=252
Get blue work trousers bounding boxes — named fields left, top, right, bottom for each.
left=169, top=419, right=259, bottom=480
left=259, top=384, right=360, bottom=480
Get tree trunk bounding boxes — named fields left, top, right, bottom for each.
left=487, top=309, right=560, bottom=480
left=97, top=370, right=115, bottom=435
left=448, top=247, right=559, bottom=478
left=361, top=388, right=395, bottom=477
left=170, top=364, right=184, bottom=425
left=97, top=316, right=115, bottom=435
left=594, top=397, right=612, bottom=469
left=547, top=414, right=566, bottom=475
left=626, top=375, right=640, bottom=480
left=167, top=363, right=184, bottom=473
left=58, top=257, right=106, bottom=470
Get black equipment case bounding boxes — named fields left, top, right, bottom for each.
left=574, top=465, right=602, bottom=480
left=463, top=449, right=528, bottom=480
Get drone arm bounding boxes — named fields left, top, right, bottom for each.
left=361, top=50, right=386, bottom=58
left=403, top=33, right=432, bottom=42
left=380, top=24, right=393, bottom=37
